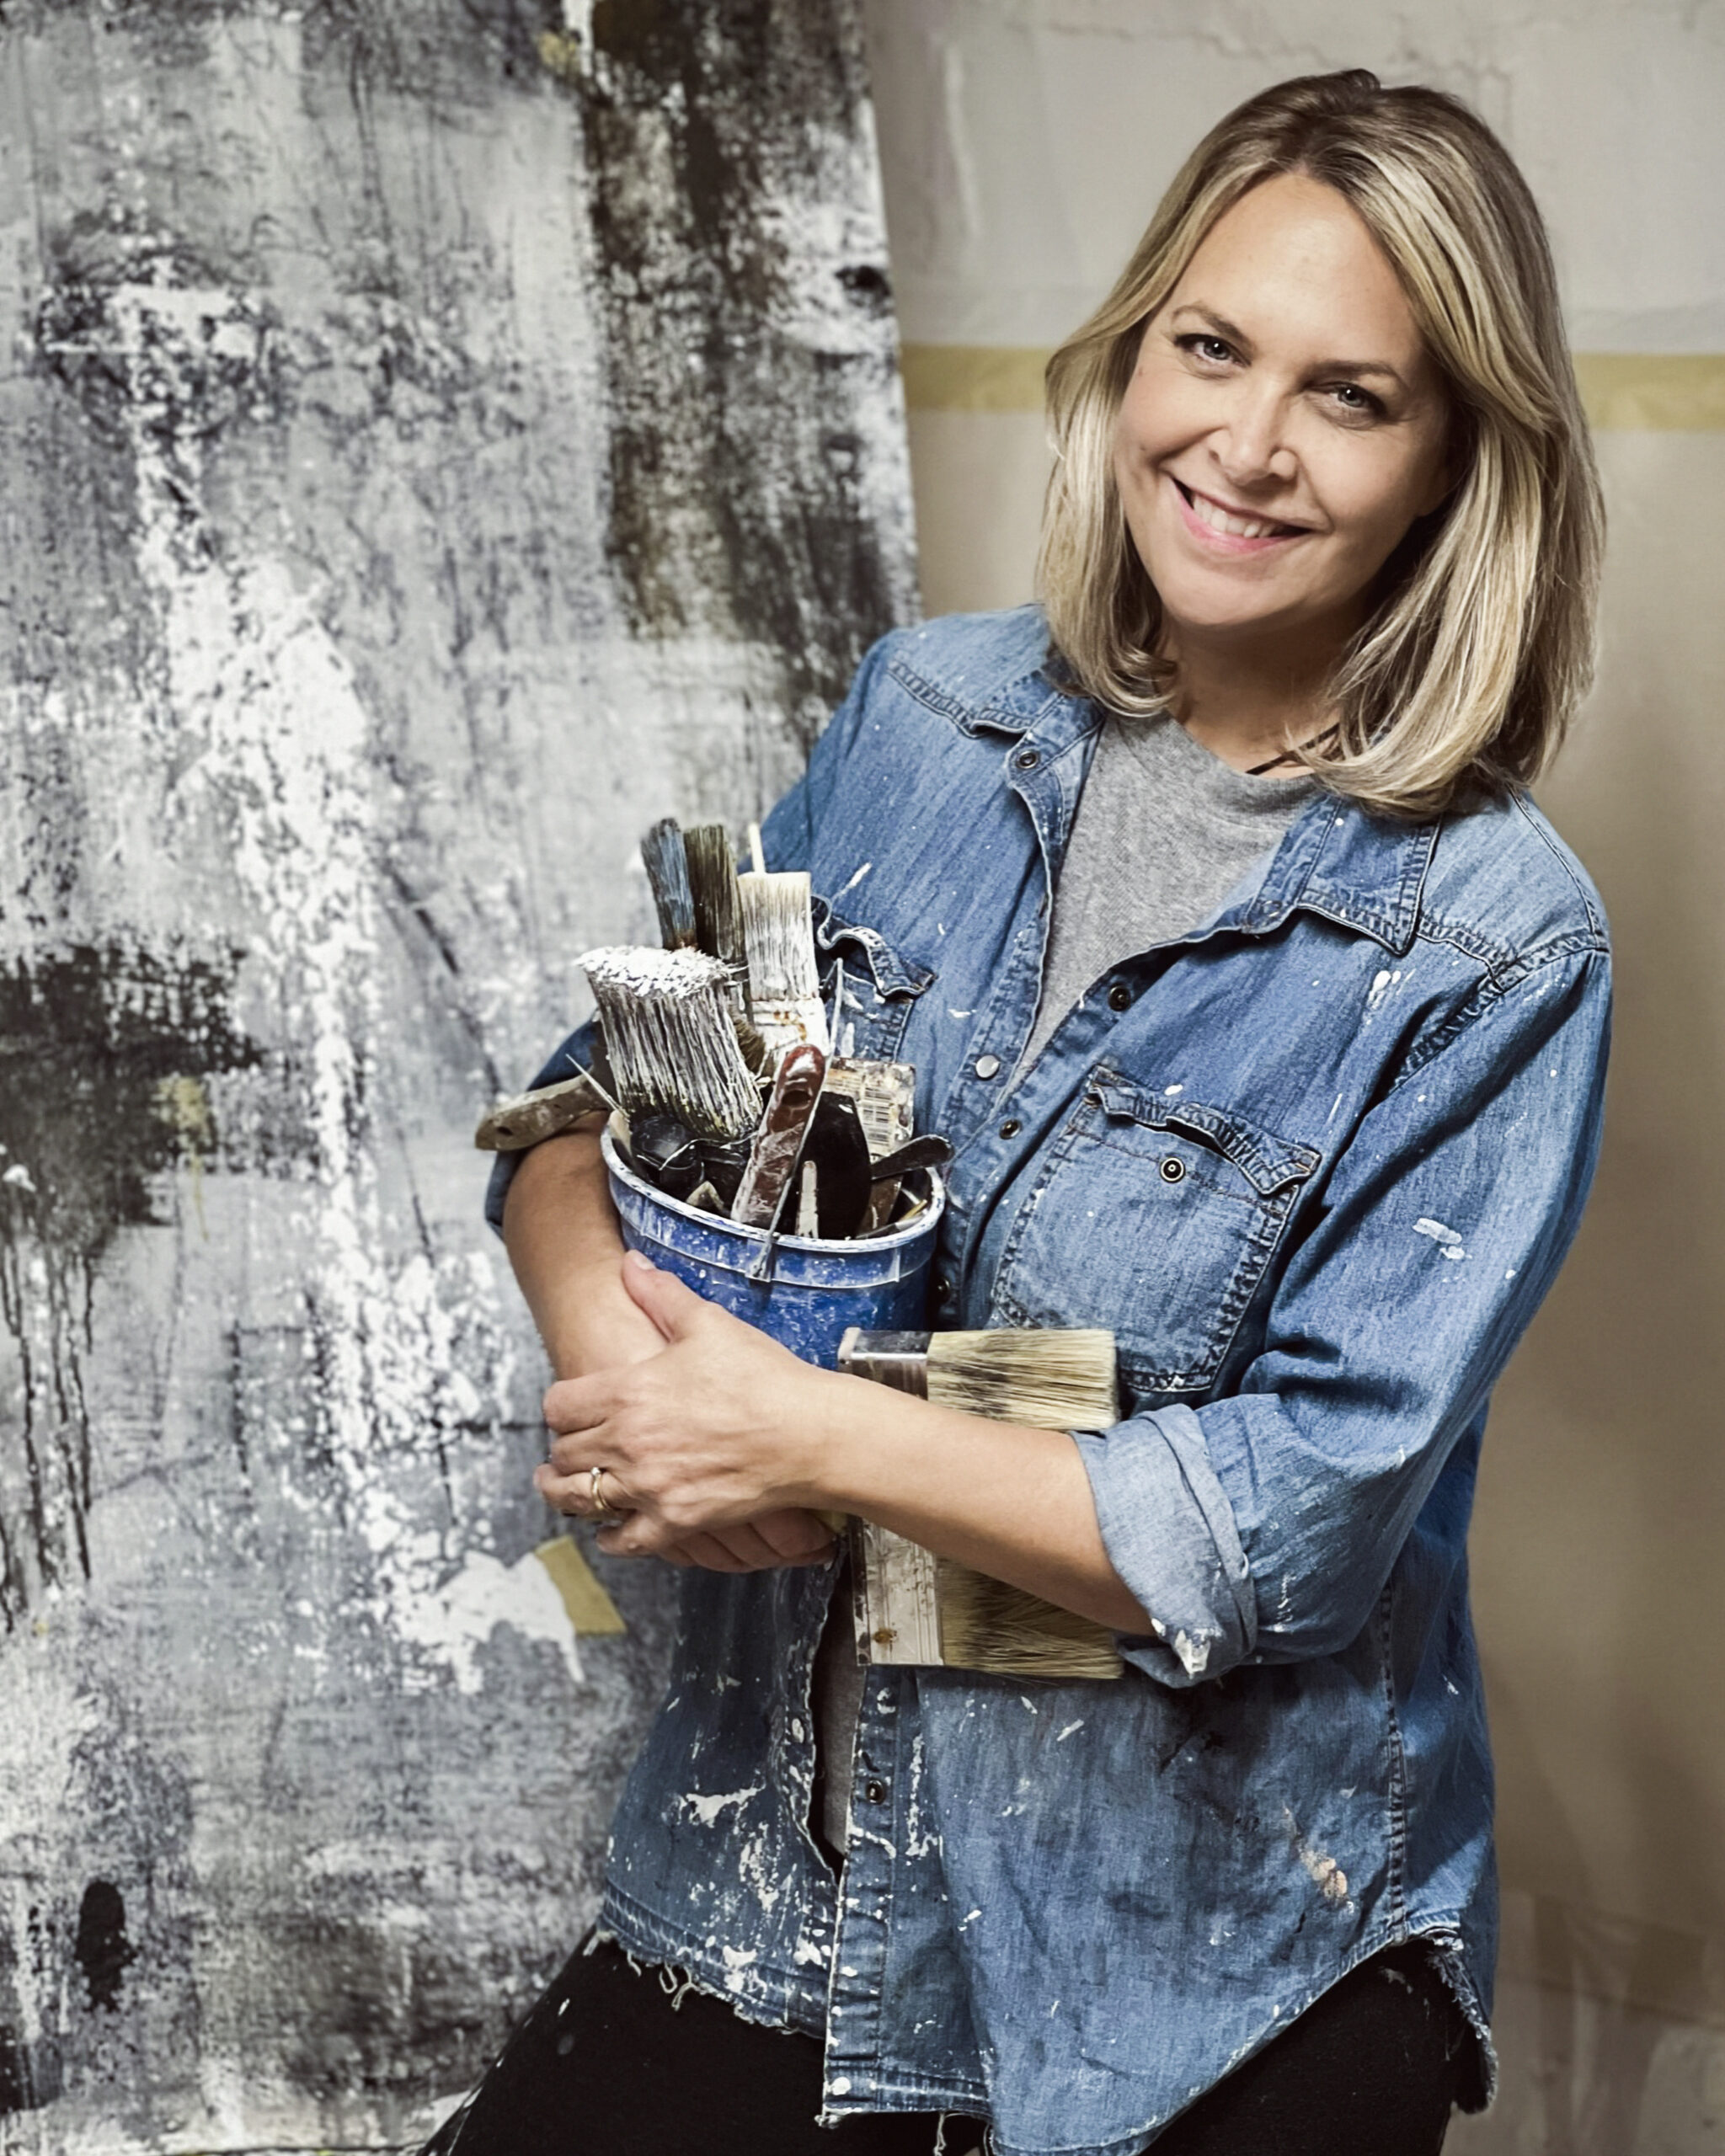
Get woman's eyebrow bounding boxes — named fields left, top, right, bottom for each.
left=1169, top=303, right=1410, bottom=391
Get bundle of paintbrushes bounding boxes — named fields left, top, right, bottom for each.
left=527, top=815, right=953, bottom=1241
left=835, top=1327, right=1125, bottom=1681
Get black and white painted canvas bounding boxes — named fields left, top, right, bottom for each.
left=0, top=2, right=915, bottom=2145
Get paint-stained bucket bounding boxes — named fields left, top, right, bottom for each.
left=601, top=1127, right=943, bottom=1368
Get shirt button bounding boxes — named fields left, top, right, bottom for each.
left=974, top=1054, right=1001, bottom=1080
left=1108, top=981, right=1134, bottom=1011
left=1013, top=746, right=1040, bottom=771
left=934, top=1274, right=953, bottom=1299
left=999, top=1118, right=1022, bottom=1140
left=863, top=1779, right=888, bottom=1804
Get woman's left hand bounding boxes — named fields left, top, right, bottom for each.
left=535, top=1250, right=839, bottom=1568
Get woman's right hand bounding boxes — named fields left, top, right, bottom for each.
left=501, top=1124, right=837, bottom=1573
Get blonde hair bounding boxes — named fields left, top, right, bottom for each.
left=1038, top=70, right=1603, bottom=818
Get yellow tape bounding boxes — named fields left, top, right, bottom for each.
left=900, top=344, right=1049, bottom=414
left=533, top=1536, right=627, bottom=1636
left=900, top=343, right=1725, bottom=431
left=1573, top=353, right=1725, bottom=431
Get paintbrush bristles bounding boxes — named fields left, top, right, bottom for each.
left=936, top=1566, right=1124, bottom=1680
left=924, top=1330, right=1119, bottom=1431
left=640, top=819, right=697, bottom=950
left=578, top=946, right=761, bottom=1140
left=684, top=824, right=745, bottom=971
left=739, top=867, right=829, bottom=1054
left=738, top=870, right=820, bottom=1000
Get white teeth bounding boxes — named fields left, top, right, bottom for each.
left=1185, top=488, right=1292, bottom=541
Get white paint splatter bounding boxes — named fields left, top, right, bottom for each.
left=1365, top=968, right=1403, bottom=1012
left=392, top=1548, right=582, bottom=1695
left=681, top=1785, right=762, bottom=1828
left=1283, top=1806, right=1351, bottom=1908
left=1171, top=1626, right=1214, bottom=1677
left=1055, top=1720, right=1084, bottom=1742
left=836, top=861, right=873, bottom=895
left=1413, top=1217, right=1467, bottom=1262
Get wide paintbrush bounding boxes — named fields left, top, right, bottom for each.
left=738, top=823, right=829, bottom=1059
left=836, top=1327, right=1124, bottom=1681
left=577, top=945, right=761, bottom=1141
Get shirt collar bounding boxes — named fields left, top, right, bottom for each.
left=1236, top=792, right=1440, bottom=956
left=896, top=621, right=1441, bottom=956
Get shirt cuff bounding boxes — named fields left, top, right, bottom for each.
left=1072, top=1405, right=1258, bottom=1686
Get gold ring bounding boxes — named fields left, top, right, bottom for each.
left=589, top=1464, right=617, bottom=1524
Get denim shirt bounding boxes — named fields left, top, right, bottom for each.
left=489, top=606, right=1610, bottom=2156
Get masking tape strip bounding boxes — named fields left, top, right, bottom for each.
left=900, top=343, right=1725, bottom=431
left=533, top=1536, right=627, bottom=1636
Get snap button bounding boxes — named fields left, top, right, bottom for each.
left=974, top=1054, right=1001, bottom=1080
left=864, top=1780, right=888, bottom=1805
left=1160, top=1156, right=1185, bottom=1183
left=1108, top=981, right=1134, bottom=1011
left=934, top=1274, right=953, bottom=1299
left=1013, top=746, right=1040, bottom=771
left=998, top=1118, right=1022, bottom=1140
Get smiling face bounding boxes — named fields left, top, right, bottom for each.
left=1113, top=173, right=1455, bottom=679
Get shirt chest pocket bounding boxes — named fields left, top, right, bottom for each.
left=989, top=1069, right=1321, bottom=1401
left=812, top=897, right=937, bottom=1063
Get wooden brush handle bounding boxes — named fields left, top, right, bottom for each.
left=730, top=1043, right=825, bottom=1228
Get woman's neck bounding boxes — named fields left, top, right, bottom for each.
left=1162, top=622, right=1348, bottom=775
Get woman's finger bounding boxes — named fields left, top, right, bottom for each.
left=542, top=1371, right=613, bottom=1438
left=751, top=1508, right=840, bottom=1561
left=533, top=1461, right=633, bottom=1519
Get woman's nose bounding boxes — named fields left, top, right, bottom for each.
left=1213, top=387, right=1297, bottom=488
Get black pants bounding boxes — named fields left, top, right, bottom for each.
left=423, top=1933, right=1476, bottom=2156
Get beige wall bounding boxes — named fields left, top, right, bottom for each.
left=860, top=6, right=1725, bottom=2148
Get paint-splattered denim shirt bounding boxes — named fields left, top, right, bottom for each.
left=489, top=606, right=1610, bottom=2156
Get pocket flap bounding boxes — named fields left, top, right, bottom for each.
left=811, top=898, right=936, bottom=1001
left=1088, top=1070, right=1320, bottom=1197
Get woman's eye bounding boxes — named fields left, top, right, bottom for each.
left=1327, top=382, right=1383, bottom=417
left=1178, top=334, right=1235, bottom=366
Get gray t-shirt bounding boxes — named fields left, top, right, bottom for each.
left=1019, top=710, right=1314, bottom=1071
left=814, top=713, right=1313, bottom=1854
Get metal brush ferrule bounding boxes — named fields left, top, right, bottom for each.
left=836, top=1330, right=932, bottom=1396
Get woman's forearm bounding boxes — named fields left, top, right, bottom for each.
left=803, top=1371, right=1153, bottom=1635
left=500, top=1123, right=664, bottom=1380
left=540, top=1251, right=1151, bottom=1626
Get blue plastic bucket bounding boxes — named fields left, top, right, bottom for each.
left=601, top=1126, right=943, bottom=1369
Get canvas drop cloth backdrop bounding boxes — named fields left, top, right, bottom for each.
left=0, top=3, right=916, bottom=2147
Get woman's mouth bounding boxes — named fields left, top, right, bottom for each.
left=1172, top=478, right=1307, bottom=551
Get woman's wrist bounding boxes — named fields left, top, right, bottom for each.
left=777, top=1366, right=939, bottom=1517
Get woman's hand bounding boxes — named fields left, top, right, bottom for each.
left=505, top=1130, right=835, bottom=1572
left=535, top=1251, right=840, bottom=1570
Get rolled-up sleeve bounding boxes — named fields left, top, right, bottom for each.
left=1079, top=942, right=1610, bottom=1685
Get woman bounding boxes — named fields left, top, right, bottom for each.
left=441, top=68, right=1608, bottom=2156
